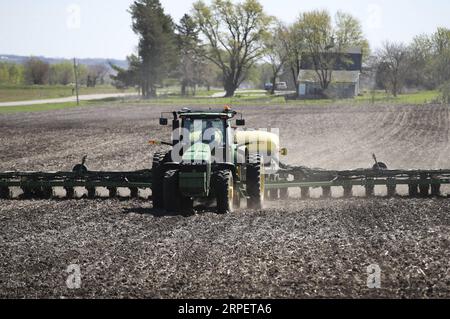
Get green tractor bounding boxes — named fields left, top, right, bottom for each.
left=1, top=107, right=449, bottom=205
left=151, top=107, right=272, bottom=214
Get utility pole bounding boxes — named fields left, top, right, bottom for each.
left=73, top=58, right=79, bottom=106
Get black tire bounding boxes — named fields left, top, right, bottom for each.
left=152, top=152, right=170, bottom=209
left=163, top=170, right=182, bottom=212
left=247, top=154, right=264, bottom=209
left=214, top=170, right=234, bottom=214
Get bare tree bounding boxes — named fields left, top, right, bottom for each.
left=193, top=0, right=271, bottom=97
left=263, top=22, right=290, bottom=95
left=24, top=58, right=50, bottom=85
left=297, top=10, right=336, bottom=91
left=87, top=64, right=109, bottom=87
left=283, top=22, right=305, bottom=96
left=376, top=41, right=409, bottom=97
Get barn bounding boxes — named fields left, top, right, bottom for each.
left=298, top=47, right=363, bottom=99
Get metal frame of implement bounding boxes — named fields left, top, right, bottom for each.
left=1, top=167, right=449, bottom=199
left=0, top=170, right=152, bottom=199
left=265, top=166, right=450, bottom=197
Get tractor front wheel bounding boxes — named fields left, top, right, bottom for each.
left=247, top=154, right=264, bottom=210
left=214, top=170, right=234, bottom=214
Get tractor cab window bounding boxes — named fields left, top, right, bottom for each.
left=182, top=118, right=225, bottom=146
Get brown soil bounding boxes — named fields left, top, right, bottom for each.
left=0, top=102, right=449, bottom=298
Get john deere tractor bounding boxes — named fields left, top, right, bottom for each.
left=151, top=106, right=279, bottom=214
left=3, top=107, right=448, bottom=210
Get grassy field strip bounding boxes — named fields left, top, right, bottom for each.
left=0, top=101, right=91, bottom=114
left=0, top=90, right=442, bottom=114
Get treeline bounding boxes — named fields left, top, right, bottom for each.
left=0, top=58, right=109, bottom=87
left=0, top=62, right=23, bottom=85
left=373, top=28, right=450, bottom=96
left=112, top=0, right=368, bottom=98
left=113, top=0, right=450, bottom=99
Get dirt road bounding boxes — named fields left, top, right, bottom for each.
left=0, top=102, right=449, bottom=298
left=0, top=93, right=138, bottom=107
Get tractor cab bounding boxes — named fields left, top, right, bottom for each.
left=159, top=107, right=245, bottom=164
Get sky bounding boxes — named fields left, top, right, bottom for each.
left=1, top=0, right=450, bottom=60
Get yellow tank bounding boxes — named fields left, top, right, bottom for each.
left=234, top=131, right=280, bottom=155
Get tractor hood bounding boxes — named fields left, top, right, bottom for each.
left=179, top=143, right=212, bottom=198
left=182, top=143, right=212, bottom=163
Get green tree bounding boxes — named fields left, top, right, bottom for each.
left=192, top=0, right=272, bottom=97
left=298, top=10, right=335, bottom=91
left=0, top=63, right=9, bottom=84
left=283, top=22, right=305, bottom=96
left=431, top=48, right=450, bottom=86
left=335, top=11, right=370, bottom=57
left=432, top=27, right=450, bottom=54
left=297, top=10, right=368, bottom=92
left=0, top=62, right=24, bottom=85
left=8, top=63, right=24, bottom=85
left=75, top=64, right=89, bottom=86
left=406, top=34, right=434, bottom=88
left=110, top=55, right=142, bottom=90
left=176, top=14, right=205, bottom=96
left=439, top=81, right=450, bottom=104
left=129, top=0, right=177, bottom=98
left=402, top=27, right=450, bottom=89
left=430, top=28, right=450, bottom=86
left=49, top=62, right=74, bottom=85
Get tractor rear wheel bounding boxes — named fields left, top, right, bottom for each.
left=152, top=152, right=170, bottom=209
left=247, top=154, right=264, bottom=210
left=214, top=170, right=234, bottom=214
left=163, top=170, right=182, bottom=212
